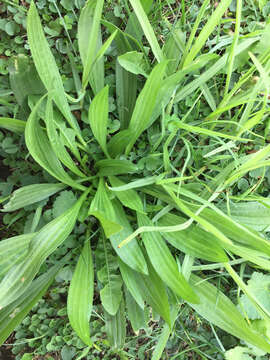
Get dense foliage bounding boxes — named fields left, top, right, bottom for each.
left=1, top=0, right=270, bottom=359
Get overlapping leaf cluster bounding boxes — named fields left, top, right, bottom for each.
left=1, top=0, right=270, bottom=357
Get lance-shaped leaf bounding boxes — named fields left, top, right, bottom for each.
left=104, top=298, right=126, bottom=349
left=126, top=61, right=167, bottom=154
left=45, top=97, right=85, bottom=178
left=119, top=258, right=171, bottom=326
left=27, top=1, right=81, bottom=139
left=158, top=213, right=228, bottom=262
left=25, top=97, right=85, bottom=191
left=125, top=288, right=146, bottom=333
left=221, top=199, right=270, bottom=231
left=110, top=200, right=148, bottom=274
left=187, top=203, right=270, bottom=258
left=67, top=240, right=94, bottom=346
left=109, top=176, right=144, bottom=214
left=89, top=178, right=122, bottom=237
left=0, top=234, right=35, bottom=279
left=138, top=213, right=199, bottom=303
left=118, top=259, right=145, bottom=309
left=88, top=86, right=109, bottom=157
left=2, top=183, right=66, bottom=212
left=0, top=263, right=63, bottom=345
left=98, top=235, right=123, bottom=316
left=0, top=191, right=87, bottom=309
left=189, top=274, right=270, bottom=353
left=0, top=118, right=26, bottom=133
left=78, top=0, right=104, bottom=94
left=95, top=159, right=138, bottom=176
left=79, top=0, right=104, bottom=90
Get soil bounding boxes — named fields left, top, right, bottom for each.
left=0, top=346, right=15, bottom=360
left=0, top=156, right=10, bottom=180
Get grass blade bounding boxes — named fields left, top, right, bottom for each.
left=183, top=0, right=233, bottom=67
left=129, top=0, right=164, bottom=63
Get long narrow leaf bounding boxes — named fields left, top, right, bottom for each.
left=27, top=2, right=82, bottom=140
left=67, top=240, right=94, bottom=346
left=0, top=263, right=63, bottom=345
left=138, top=213, right=198, bottom=303
left=126, top=61, right=168, bottom=154
left=0, top=118, right=26, bottom=133
left=0, top=191, right=87, bottom=308
left=88, top=86, right=109, bottom=157
left=2, top=183, right=66, bottom=212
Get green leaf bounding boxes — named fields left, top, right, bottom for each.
left=0, top=117, right=26, bottom=133
left=119, top=257, right=171, bottom=326
left=110, top=200, right=148, bottom=274
left=158, top=213, right=228, bottom=262
left=79, top=0, right=104, bottom=90
left=9, top=54, right=45, bottom=120
left=95, top=159, right=138, bottom=176
left=27, top=1, right=81, bottom=139
left=225, top=347, right=253, bottom=360
left=118, top=259, right=145, bottom=309
left=0, top=233, right=35, bottom=278
left=0, top=263, right=62, bottom=345
left=67, top=240, right=94, bottom=346
left=222, top=200, right=270, bottom=231
left=100, top=275, right=123, bottom=316
left=183, top=0, right=233, bottom=67
left=137, top=213, right=199, bottom=303
left=89, top=178, right=122, bottom=237
left=239, top=272, right=270, bottom=320
left=88, top=86, right=109, bottom=157
left=108, top=175, right=158, bottom=191
left=107, top=129, right=132, bottom=157
left=189, top=274, right=270, bottom=353
left=129, top=0, right=164, bottom=62
left=99, top=234, right=123, bottom=315
left=45, top=97, right=85, bottom=178
left=125, top=289, right=145, bottom=333
left=0, top=191, right=87, bottom=309
left=118, top=51, right=148, bottom=76
left=109, top=176, right=144, bottom=213
left=2, top=183, right=66, bottom=212
left=104, top=298, right=126, bottom=349
left=116, top=61, right=137, bottom=129
left=52, top=190, right=77, bottom=218
left=174, top=38, right=258, bottom=104
left=25, top=97, right=85, bottom=191
left=126, top=61, right=168, bottom=154
left=192, top=205, right=270, bottom=257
